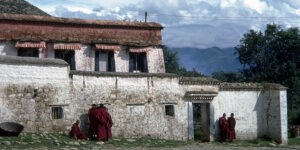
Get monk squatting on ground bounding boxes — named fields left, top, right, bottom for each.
left=69, top=120, right=87, bottom=140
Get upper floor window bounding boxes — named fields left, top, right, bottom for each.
left=17, top=48, right=39, bottom=57
left=55, top=50, right=76, bottom=70
left=95, top=51, right=115, bottom=72
left=129, top=52, right=148, bottom=72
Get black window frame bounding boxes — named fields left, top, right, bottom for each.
left=95, top=51, right=115, bottom=72
left=17, top=48, right=39, bottom=58
left=129, top=52, right=148, bottom=72
left=165, top=105, right=175, bottom=117
left=55, top=50, right=76, bottom=70
left=51, top=107, right=64, bottom=120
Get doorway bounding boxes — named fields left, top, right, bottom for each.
left=192, top=103, right=210, bottom=142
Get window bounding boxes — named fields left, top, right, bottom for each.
left=18, top=48, right=39, bottom=57
left=165, top=105, right=175, bottom=117
left=51, top=107, right=64, bottom=119
left=55, top=50, right=76, bottom=70
left=95, top=51, right=115, bottom=72
left=129, top=52, right=148, bottom=72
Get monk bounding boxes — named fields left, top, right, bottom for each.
left=69, top=120, right=87, bottom=140
left=228, top=113, right=236, bottom=142
left=96, top=104, right=108, bottom=141
left=88, top=104, right=98, bottom=138
left=219, top=113, right=228, bottom=142
left=105, top=107, right=113, bottom=139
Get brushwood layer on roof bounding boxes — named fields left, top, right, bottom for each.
left=0, top=14, right=163, bottom=45
left=0, top=13, right=163, bottom=29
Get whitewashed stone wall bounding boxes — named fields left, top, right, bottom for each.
left=147, top=47, right=165, bottom=73
left=114, top=47, right=129, bottom=72
left=0, top=56, right=71, bottom=132
left=45, top=43, right=54, bottom=59
left=75, top=44, right=95, bottom=71
left=212, top=90, right=265, bottom=139
left=0, top=41, right=17, bottom=56
left=70, top=73, right=187, bottom=140
left=0, top=56, right=287, bottom=143
left=264, top=90, right=288, bottom=144
left=212, top=88, right=287, bottom=143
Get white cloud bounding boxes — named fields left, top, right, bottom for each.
left=27, top=0, right=300, bottom=48
left=243, top=0, right=267, bottom=14
left=64, top=6, right=93, bottom=14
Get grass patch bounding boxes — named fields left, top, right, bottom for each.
left=0, top=133, right=191, bottom=149
left=211, top=138, right=279, bottom=147
left=288, top=138, right=300, bottom=145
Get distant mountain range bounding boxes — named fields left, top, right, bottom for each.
left=171, top=47, right=243, bottom=75
left=0, top=0, right=49, bottom=16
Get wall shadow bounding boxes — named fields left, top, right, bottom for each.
left=254, top=90, right=268, bottom=138
left=79, top=113, right=89, bottom=136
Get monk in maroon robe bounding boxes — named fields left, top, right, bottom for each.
left=228, top=113, right=236, bottom=142
left=105, top=107, right=113, bottom=139
left=69, top=120, right=87, bottom=140
left=96, top=104, right=108, bottom=141
left=219, top=113, right=228, bottom=142
left=88, top=104, right=98, bottom=138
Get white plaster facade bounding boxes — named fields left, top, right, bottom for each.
left=0, top=41, right=165, bottom=73
left=0, top=56, right=288, bottom=144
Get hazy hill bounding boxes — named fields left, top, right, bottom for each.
left=171, top=47, right=243, bottom=75
left=0, top=0, right=49, bottom=16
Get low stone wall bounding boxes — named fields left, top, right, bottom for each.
left=0, top=55, right=71, bottom=132
left=212, top=83, right=287, bottom=144
left=69, top=71, right=187, bottom=140
left=0, top=56, right=288, bottom=143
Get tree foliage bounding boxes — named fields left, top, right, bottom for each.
left=212, top=71, right=244, bottom=82
left=163, top=47, right=204, bottom=77
left=235, top=24, right=300, bottom=125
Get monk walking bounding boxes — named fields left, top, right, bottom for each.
left=219, top=113, right=228, bottom=142
left=96, top=104, right=108, bottom=141
left=88, top=104, right=98, bottom=139
left=105, top=107, right=113, bottom=139
left=228, top=113, right=236, bottom=142
left=69, top=120, right=87, bottom=140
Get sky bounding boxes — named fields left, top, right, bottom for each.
left=27, top=0, right=300, bottom=49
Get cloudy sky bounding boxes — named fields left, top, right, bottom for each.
left=27, top=0, right=300, bottom=49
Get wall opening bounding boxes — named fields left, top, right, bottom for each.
left=55, top=50, right=76, bottom=70
left=95, top=51, right=115, bottom=72
left=17, top=48, right=39, bottom=57
left=193, top=103, right=210, bottom=142
left=165, top=105, right=175, bottom=117
left=51, top=107, right=64, bottom=119
left=129, top=52, right=148, bottom=72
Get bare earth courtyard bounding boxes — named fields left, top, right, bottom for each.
left=0, top=133, right=299, bottom=150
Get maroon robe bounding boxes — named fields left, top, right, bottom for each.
left=106, top=111, right=113, bottom=139
left=96, top=107, right=108, bottom=140
left=69, top=123, right=87, bottom=140
left=228, top=117, right=236, bottom=141
left=219, top=117, right=228, bottom=142
left=88, top=108, right=98, bottom=137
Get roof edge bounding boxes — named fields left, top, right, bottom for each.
left=0, top=13, right=163, bottom=29
left=0, top=55, right=68, bottom=66
left=70, top=70, right=178, bottom=78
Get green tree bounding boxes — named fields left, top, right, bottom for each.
left=163, top=47, right=180, bottom=73
left=163, top=47, right=204, bottom=77
left=235, top=24, right=300, bottom=124
left=212, top=71, right=244, bottom=82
